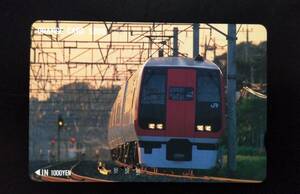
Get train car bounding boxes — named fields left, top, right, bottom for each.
left=107, top=56, right=225, bottom=170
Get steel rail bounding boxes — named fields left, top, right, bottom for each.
left=114, top=160, right=261, bottom=183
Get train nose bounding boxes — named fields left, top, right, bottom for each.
left=166, top=139, right=192, bottom=161
left=173, top=153, right=185, bottom=160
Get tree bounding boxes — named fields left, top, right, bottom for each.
left=236, top=98, right=266, bottom=149
left=214, top=41, right=267, bottom=89
left=214, top=41, right=267, bottom=150
left=29, top=82, right=120, bottom=161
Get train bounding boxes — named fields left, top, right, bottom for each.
left=107, top=56, right=225, bottom=170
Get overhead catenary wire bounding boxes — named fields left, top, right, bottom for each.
left=236, top=24, right=243, bottom=35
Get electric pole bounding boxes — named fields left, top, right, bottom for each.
left=193, top=23, right=200, bottom=58
left=158, top=48, right=164, bottom=57
left=173, top=27, right=178, bottom=57
left=213, top=38, right=216, bottom=59
left=57, top=115, right=64, bottom=162
left=243, top=25, right=254, bottom=83
left=204, top=36, right=207, bottom=59
left=227, top=24, right=237, bottom=174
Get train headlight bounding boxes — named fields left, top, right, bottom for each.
left=148, top=123, right=155, bottom=129
left=156, top=123, right=163, bottom=130
left=205, top=125, right=212, bottom=131
left=196, top=125, right=204, bottom=131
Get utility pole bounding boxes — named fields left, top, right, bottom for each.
left=227, top=24, right=237, bottom=174
left=158, top=48, right=164, bottom=57
left=57, top=115, right=64, bottom=162
left=65, top=138, right=69, bottom=161
left=243, top=25, right=254, bottom=83
left=193, top=23, right=200, bottom=58
left=173, top=27, right=178, bottom=57
left=213, top=37, right=216, bottom=59
left=204, top=36, right=207, bottom=59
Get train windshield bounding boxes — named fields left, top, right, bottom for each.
left=169, top=87, right=194, bottom=101
left=196, top=69, right=221, bottom=132
left=139, top=68, right=166, bottom=129
left=141, top=68, right=166, bottom=104
left=197, top=69, right=220, bottom=102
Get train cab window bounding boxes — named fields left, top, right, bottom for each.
left=141, top=69, right=166, bottom=105
left=196, top=69, right=221, bottom=132
left=169, top=87, right=194, bottom=101
left=139, top=68, right=166, bottom=129
left=197, top=69, right=220, bottom=102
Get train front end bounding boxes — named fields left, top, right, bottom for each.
left=135, top=57, right=225, bottom=170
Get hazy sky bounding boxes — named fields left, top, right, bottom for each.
left=30, top=21, right=267, bottom=100
left=31, top=21, right=266, bottom=60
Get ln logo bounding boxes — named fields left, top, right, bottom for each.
left=210, top=103, right=219, bottom=109
left=34, top=169, right=71, bottom=177
left=35, top=169, right=49, bottom=176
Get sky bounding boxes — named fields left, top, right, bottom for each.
left=31, top=21, right=267, bottom=61
left=30, top=21, right=267, bottom=100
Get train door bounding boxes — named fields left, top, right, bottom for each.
left=166, top=69, right=196, bottom=137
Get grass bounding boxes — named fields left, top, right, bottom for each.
left=195, top=155, right=266, bottom=181
left=223, top=155, right=266, bottom=180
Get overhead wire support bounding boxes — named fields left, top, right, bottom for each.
left=30, top=21, right=218, bottom=100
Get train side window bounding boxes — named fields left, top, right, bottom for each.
left=116, top=103, right=119, bottom=124
left=111, top=108, right=114, bottom=126
left=131, top=77, right=137, bottom=109
left=124, top=74, right=135, bottom=123
left=116, top=104, right=119, bottom=124
left=113, top=106, right=116, bottom=126
left=108, top=112, right=111, bottom=128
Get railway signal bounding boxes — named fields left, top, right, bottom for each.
left=70, top=137, right=76, bottom=144
left=57, top=115, right=64, bottom=162
left=51, top=139, right=56, bottom=145
left=58, top=115, right=64, bottom=127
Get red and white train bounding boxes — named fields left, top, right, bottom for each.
left=108, top=56, right=225, bottom=170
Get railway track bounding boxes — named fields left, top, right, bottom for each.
left=113, top=160, right=261, bottom=183
left=31, top=160, right=261, bottom=183
left=70, top=161, right=114, bottom=182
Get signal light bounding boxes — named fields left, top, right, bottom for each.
left=70, top=137, right=76, bottom=144
left=58, top=121, right=63, bottom=126
left=51, top=139, right=56, bottom=144
left=57, top=115, right=64, bottom=127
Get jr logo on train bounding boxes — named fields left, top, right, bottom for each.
left=108, top=56, right=225, bottom=170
